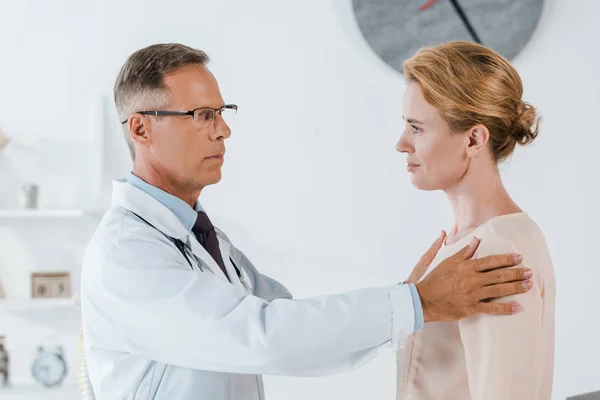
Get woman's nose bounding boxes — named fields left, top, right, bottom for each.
left=396, top=131, right=412, bottom=154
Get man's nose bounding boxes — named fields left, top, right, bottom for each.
left=213, top=115, right=231, bottom=140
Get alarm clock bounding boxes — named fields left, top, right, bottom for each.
left=31, top=345, right=68, bottom=387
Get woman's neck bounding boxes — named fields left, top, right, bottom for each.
left=444, top=161, right=521, bottom=244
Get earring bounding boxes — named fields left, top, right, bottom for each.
left=467, top=149, right=473, bottom=156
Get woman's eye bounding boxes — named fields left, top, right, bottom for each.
left=411, top=125, right=422, bottom=134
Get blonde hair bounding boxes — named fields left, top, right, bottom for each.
left=403, top=41, right=541, bottom=162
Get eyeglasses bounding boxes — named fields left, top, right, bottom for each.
left=121, top=104, right=238, bottom=128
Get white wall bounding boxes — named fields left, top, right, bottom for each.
left=0, top=0, right=598, bottom=398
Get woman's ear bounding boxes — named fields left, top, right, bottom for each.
left=466, top=124, right=490, bottom=157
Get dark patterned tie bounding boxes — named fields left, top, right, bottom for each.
left=192, top=211, right=230, bottom=281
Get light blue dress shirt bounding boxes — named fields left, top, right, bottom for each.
left=127, top=171, right=424, bottom=330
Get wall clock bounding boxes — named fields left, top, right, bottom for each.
left=351, top=0, right=544, bottom=73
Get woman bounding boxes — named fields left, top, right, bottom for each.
left=395, top=41, right=555, bottom=399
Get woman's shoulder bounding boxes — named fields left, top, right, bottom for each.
left=482, top=212, right=547, bottom=252
left=476, top=212, right=554, bottom=278
left=447, top=213, right=544, bottom=252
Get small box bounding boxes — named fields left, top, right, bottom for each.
left=31, top=272, right=71, bottom=298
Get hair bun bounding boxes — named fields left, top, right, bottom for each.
left=511, top=101, right=541, bottom=146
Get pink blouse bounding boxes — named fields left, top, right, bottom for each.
left=397, top=213, right=555, bottom=399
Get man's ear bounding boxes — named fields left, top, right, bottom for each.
left=128, top=114, right=150, bottom=145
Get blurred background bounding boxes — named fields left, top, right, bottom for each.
left=0, top=0, right=598, bottom=399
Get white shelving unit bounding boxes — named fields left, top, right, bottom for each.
left=0, top=209, right=96, bottom=219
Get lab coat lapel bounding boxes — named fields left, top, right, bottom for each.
left=188, top=233, right=247, bottom=295
left=218, top=236, right=250, bottom=295
left=187, top=234, right=229, bottom=283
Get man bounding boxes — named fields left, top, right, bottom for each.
left=81, top=43, right=532, bottom=400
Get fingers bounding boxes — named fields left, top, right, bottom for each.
left=477, top=266, right=532, bottom=286
left=439, top=230, right=447, bottom=241
left=406, top=231, right=447, bottom=284
left=419, top=230, right=446, bottom=267
left=477, top=301, right=520, bottom=315
left=478, top=280, right=532, bottom=301
left=453, top=237, right=480, bottom=261
left=468, top=253, right=523, bottom=272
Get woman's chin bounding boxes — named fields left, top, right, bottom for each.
left=411, top=176, right=438, bottom=191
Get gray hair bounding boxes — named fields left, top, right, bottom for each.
left=114, top=43, right=210, bottom=160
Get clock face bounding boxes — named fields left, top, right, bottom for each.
left=31, top=349, right=67, bottom=387
left=352, top=0, right=544, bottom=73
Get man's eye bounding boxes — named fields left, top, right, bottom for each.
left=195, top=110, right=214, bottom=120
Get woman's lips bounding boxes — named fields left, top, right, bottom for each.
left=407, top=162, right=420, bottom=172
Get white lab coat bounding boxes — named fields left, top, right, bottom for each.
left=81, top=180, right=416, bottom=399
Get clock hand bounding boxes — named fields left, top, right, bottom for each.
left=419, top=0, right=439, bottom=12
left=448, top=0, right=482, bottom=44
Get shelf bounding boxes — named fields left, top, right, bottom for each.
left=0, top=209, right=90, bottom=219
left=0, top=384, right=80, bottom=400
left=0, top=298, right=80, bottom=332
left=0, top=297, right=75, bottom=309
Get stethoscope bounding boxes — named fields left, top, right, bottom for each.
left=130, top=211, right=251, bottom=292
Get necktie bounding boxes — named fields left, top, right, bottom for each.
left=192, top=211, right=230, bottom=281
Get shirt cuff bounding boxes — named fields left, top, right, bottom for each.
left=408, top=283, right=424, bottom=331
left=389, top=284, right=417, bottom=351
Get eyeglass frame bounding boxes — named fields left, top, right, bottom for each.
left=120, top=104, right=238, bottom=125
